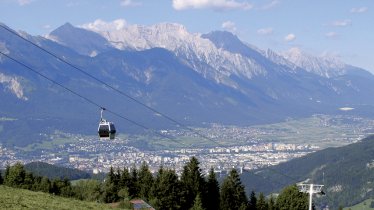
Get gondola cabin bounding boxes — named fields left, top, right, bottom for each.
left=98, top=119, right=116, bottom=140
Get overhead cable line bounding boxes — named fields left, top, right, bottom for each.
left=0, top=25, right=223, bottom=147
left=0, top=51, right=188, bottom=147
left=1, top=27, right=333, bottom=206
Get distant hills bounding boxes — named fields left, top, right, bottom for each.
left=1, top=21, right=374, bottom=146
left=24, top=162, right=92, bottom=180
left=241, top=135, right=374, bottom=207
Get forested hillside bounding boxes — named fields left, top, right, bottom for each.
left=24, top=162, right=92, bottom=180
left=241, top=135, right=374, bottom=207
left=0, top=158, right=311, bottom=210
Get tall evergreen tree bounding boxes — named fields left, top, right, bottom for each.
left=151, top=168, right=181, bottom=210
left=220, top=169, right=248, bottom=210
left=256, top=193, right=268, bottom=210
left=206, top=168, right=220, bottom=210
left=0, top=170, right=3, bottom=184
left=248, top=191, right=257, bottom=210
left=276, top=185, right=308, bottom=210
left=4, top=164, right=10, bottom=180
left=190, top=194, right=205, bottom=210
left=149, top=166, right=164, bottom=202
left=138, top=162, right=154, bottom=201
left=119, top=167, right=131, bottom=190
left=180, top=157, right=207, bottom=210
left=102, top=166, right=119, bottom=203
left=129, top=165, right=139, bottom=198
left=22, top=172, right=34, bottom=190
left=268, top=195, right=276, bottom=210
left=4, top=162, right=26, bottom=187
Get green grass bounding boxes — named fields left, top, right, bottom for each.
left=0, top=185, right=114, bottom=210
left=252, top=115, right=359, bottom=148
left=344, top=199, right=374, bottom=210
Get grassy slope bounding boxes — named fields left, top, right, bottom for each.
left=0, top=185, right=114, bottom=210
left=344, top=199, right=374, bottom=210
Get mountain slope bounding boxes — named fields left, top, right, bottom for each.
left=1, top=22, right=374, bottom=146
left=47, top=23, right=112, bottom=57
left=241, top=135, right=374, bottom=207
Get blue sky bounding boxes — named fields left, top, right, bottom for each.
left=1, top=0, right=373, bottom=72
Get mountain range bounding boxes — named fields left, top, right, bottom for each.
left=1, top=21, right=374, bottom=146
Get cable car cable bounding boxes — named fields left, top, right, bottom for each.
left=0, top=25, right=223, bottom=147
left=0, top=51, right=188, bottom=147
left=1, top=51, right=334, bottom=206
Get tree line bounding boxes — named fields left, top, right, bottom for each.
left=0, top=157, right=310, bottom=210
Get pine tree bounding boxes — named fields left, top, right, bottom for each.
left=102, top=166, right=119, bottom=203
left=206, top=168, right=220, bottom=210
left=220, top=169, right=248, bottom=210
left=22, top=172, right=34, bottom=190
left=4, top=162, right=26, bottom=187
left=268, top=195, right=276, bottom=210
left=4, top=164, right=10, bottom=180
left=0, top=170, right=3, bottom=184
left=276, top=185, right=308, bottom=210
left=256, top=193, right=268, bottom=210
left=119, top=167, right=131, bottom=190
left=39, top=176, right=51, bottom=193
left=248, top=191, right=257, bottom=210
left=180, top=157, right=207, bottom=210
left=129, top=165, right=139, bottom=198
left=190, top=194, right=205, bottom=210
left=152, top=168, right=181, bottom=210
left=138, top=162, right=154, bottom=201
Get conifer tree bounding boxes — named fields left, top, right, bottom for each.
left=220, top=169, right=248, bottom=210
left=39, top=176, right=51, bottom=193
left=180, top=157, right=207, bottom=210
left=152, top=168, right=181, bottom=210
left=268, top=195, right=276, bottom=210
left=102, top=166, right=119, bottom=203
left=138, top=162, right=154, bottom=200
left=256, top=193, right=268, bottom=210
left=119, top=167, right=131, bottom=190
left=129, top=165, right=139, bottom=198
left=206, top=167, right=220, bottom=210
left=22, top=172, right=34, bottom=190
left=190, top=194, right=205, bottom=210
left=248, top=191, right=257, bottom=210
left=0, top=170, right=3, bottom=184
left=276, top=185, right=308, bottom=210
left=5, top=162, right=26, bottom=187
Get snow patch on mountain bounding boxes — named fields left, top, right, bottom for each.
left=264, top=48, right=298, bottom=72
left=282, top=47, right=347, bottom=78
left=0, top=73, right=28, bottom=100
left=81, top=19, right=266, bottom=82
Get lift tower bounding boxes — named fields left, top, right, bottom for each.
left=298, top=183, right=324, bottom=210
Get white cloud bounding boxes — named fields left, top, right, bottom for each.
left=172, top=0, right=253, bottom=11
left=43, top=25, right=51, bottom=29
left=81, top=19, right=127, bottom=31
left=261, top=0, right=279, bottom=10
left=325, top=31, right=338, bottom=39
left=120, top=0, right=142, bottom=7
left=331, top=19, right=352, bottom=27
left=257, top=27, right=273, bottom=35
left=17, top=0, right=33, bottom=6
left=284, top=33, right=296, bottom=42
left=350, top=7, right=368, bottom=13
left=221, top=21, right=237, bottom=33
